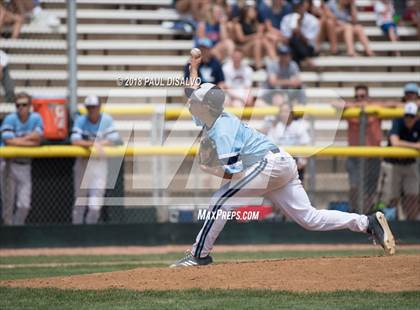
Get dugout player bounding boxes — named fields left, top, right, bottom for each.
left=0, top=92, right=43, bottom=225
left=71, top=95, right=120, bottom=224
left=170, top=52, right=396, bottom=267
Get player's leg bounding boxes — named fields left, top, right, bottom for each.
left=13, top=164, right=32, bottom=225
left=86, top=159, right=108, bottom=224
left=0, top=160, right=16, bottom=225
left=267, top=156, right=395, bottom=254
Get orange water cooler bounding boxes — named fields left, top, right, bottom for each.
left=32, top=98, right=68, bottom=140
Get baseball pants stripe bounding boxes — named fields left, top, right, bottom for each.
left=194, top=159, right=268, bottom=257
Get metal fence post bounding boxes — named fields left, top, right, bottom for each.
left=151, top=108, right=165, bottom=221
left=66, top=0, right=78, bottom=118
left=358, top=106, right=367, bottom=214
left=307, top=116, right=316, bottom=196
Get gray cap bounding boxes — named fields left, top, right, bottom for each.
left=185, top=83, right=225, bottom=113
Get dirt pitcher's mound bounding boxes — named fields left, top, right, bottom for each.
left=2, top=255, right=420, bottom=292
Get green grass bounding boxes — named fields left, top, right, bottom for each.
left=1, top=249, right=419, bottom=281
left=0, top=288, right=419, bottom=310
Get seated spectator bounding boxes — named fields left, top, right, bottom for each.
left=378, top=102, right=420, bottom=220
left=10, top=0, right=34, bottom=20
left=260, top=45, right=306, bottom=105
left=374, top=0, right=400, bottom=56
left=0, top=92, right=43, bottom=225
left=402, top=82, right=419, bottom=104
left=327, top=0, right=374, bottom=56
left=403, top=0, right=420, bottom=40
left=0, top=50, right=15, bottom=103
left=162, top=0, right=208, bottom=34
left=307, top=0, right=339, bottom=54
left=233, top=4, right=276, bottom=70
left=344, top=85, right=382, bottom=213
left=195, top=4, right=235, bottom=62
left=0, top=3, right=23, bottom=39
left=184, top=38, right=225, bottom=88
left=259, top=0, right=291, bottom=47
left=71, top=95, right=121, bottom=225
left=263, top=103, right=310, bottom=181
left=222, top=49, right=254, bottom=107
left=280, top=0, right=320, bottom=65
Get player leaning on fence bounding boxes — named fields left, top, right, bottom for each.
left=0, top=92, right=43, bottom=225
left=70, top=95, right=120, bottom=225
left=170, top=48, right=396, bottom=268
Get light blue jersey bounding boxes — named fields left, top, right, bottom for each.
left=1, top=112, right=44, bottom=145
left=70, top=113, right=120, bottom=143
left=202, top=112, right=278, bottom=174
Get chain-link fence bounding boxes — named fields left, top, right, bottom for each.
left=0, top=151, right=419, bottom=226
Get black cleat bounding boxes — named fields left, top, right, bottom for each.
left=170, top=252, right=213, bottom=268
left=367, top=211, right=396, bottom=255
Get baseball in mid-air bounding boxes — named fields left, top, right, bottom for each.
left=190, top=48, right=202, bottom=59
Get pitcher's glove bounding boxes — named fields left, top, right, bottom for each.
left=199, top=137, right=220, bottom=167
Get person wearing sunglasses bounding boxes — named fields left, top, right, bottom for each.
left=378, top=102, right=420, bottom=220
left=344, top=85, right=382, bottom=213
left=0, top=92, right=43, bottom=225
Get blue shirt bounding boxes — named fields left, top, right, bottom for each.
left=184, top=58, right=225, bottom=85
left=70, top=113, right=120, bottom=143
left=1, top=112, right=44, bottom=145
left=259, top=2, right=292, bottom=28
left=200, top=112, right=278, bottom=174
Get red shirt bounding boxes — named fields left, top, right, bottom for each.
left=347, top=106, right=382, bottom=146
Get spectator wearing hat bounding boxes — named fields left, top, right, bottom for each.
left=402, top=83, right=419, bottom=104
left=280, top=0, right=320, bottom=65
left=258, top=45, right=305, bottom=106
left=222, top=49, right=254, bottom=107
left=184, top=38, right=225, bottom=88
left=0, top=92, right=43, bottom=225
left=377, top=102, right=420, bottom=220
left=71, top=95, right=121, bottom=225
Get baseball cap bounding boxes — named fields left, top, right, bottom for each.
left=277, top=45, right=291, bottom=55
left=185, top=83, right=225, bottom=113
left=197, top=38, right=213, bottom=49
left=404, top=83, right=419, bottom=94
left=84, top=95, right=100, bottom=107
left=404, top=102, right=418, bottom=116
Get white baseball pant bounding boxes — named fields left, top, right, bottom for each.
left=192, top=151, right=369, bottom=258
left=0, top=159, right=32, bottom=225
left=73, top=157, right=108, bottom=224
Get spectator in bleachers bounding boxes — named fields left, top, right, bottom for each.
left=378, top=102, right=420, bottom=220
left=307, top=0, right=340, bottom=55
left=402, top=82, right=419, bottom=104
left=259, top=45, right=305, bottom=105
left=0, top=50, right=15, bottom=103
left=327, top=0, right=375, bottom=57
left=196, top=4, right=235, bottom=62
left=403, top=0, right=420, bottom=40
left=258, top=0, right=291, bottom=47
left=262, top=103, right=310, bottom=181
left=233, top=4, right=277, bottom=70
left=374, top=0, right=400, bottom=56
left=222, top=48, right=254, bottom=107
left=164, top=0, right=208, bottom=34
left=184, top=38, right=225, bottom=87
left=71, top=95, right=121, bottom=225
left=10, top=0, right=34, bottom=20
left=0, top=3, right=23, bottom=39
left=0, top=92, right=43, bottom=225
left=280, top=0, right=320, bottom=66
left=344, top=85, right=382, bottom=213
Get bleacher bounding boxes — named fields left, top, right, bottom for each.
left=2, top=0, right=419, bottom=210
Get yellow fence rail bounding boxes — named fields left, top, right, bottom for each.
left=0, top=146, right=418, bottom=158
left=79, top=105, right=411, bottom=119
